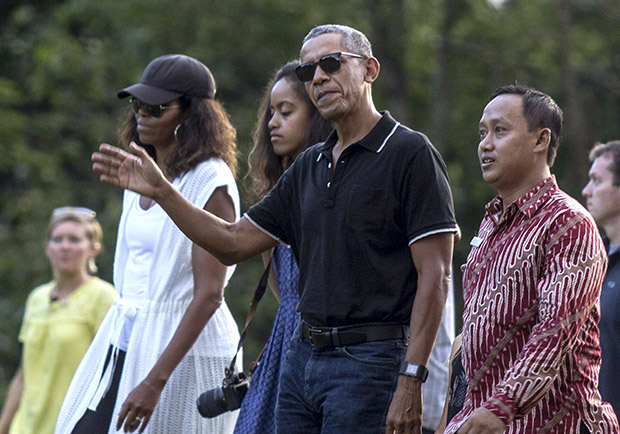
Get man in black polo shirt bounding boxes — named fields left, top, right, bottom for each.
left=93, top=24, right=457, bottom=434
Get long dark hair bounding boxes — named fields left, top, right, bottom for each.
left=119, top=95, right=238, bottom=178
left=246, top=60, right=332, bottom=199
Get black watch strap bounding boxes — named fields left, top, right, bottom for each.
left=399, top=360, right=429, bottom=382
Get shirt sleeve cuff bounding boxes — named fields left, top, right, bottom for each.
left=482, top=396, right=515, bottom=427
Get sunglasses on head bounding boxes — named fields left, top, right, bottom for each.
left=52, top=206, right=96, bottom=219
left=295, top=52, right=367, bottom=83
left=129, top=97, right=183, bottom=117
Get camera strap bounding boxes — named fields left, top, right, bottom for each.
left=225, top=255, right=273, bottom=380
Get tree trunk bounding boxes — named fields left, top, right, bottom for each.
left=367, top=0, right=412, bottom=123
left=557, top=1, right=589, bottom=191
left=430, top=0, right=461, bottom=154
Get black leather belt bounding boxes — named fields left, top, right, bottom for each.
left=300, top=321, right=408, bottom=348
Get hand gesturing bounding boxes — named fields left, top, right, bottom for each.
left=92, top=142, right=166, bottom=198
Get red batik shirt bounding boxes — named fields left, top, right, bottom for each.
left=446, top=177, right=619, bottom=433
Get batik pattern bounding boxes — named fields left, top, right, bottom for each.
left=446, top=176, right=619, bottom=434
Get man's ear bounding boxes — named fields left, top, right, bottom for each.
left=534, top=127, right=551, bottom=155
left=364, top=57, right=380, bottom=83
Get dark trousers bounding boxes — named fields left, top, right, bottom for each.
left=71, top=346, right=126, bottom=434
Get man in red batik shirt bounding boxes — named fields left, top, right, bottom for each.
left=445, top=85, right=619, bottom=434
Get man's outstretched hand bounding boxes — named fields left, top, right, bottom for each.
left=92, top=142, right=167, bottom=199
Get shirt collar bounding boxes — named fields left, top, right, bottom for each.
left=603, top=236, right=620, bottom=258
left=317, top=111, right=398, bottom=162
left=485, top=175, right=558, bottom=223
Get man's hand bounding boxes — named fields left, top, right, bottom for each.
left=385, top=375, right=423, bottom=434
left=92, top=142, right=167, bottom=199
left=457, top=407, right=506, bottom=434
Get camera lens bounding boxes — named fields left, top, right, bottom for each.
left=196, top=387, right=228, bottom=418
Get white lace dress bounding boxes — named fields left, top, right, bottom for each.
left=56, top=159, right=242, bottom=434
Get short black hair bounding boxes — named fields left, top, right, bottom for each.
left=491, top=84, right=563, bottom=167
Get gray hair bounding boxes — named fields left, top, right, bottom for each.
left=302, top=24, right=373, bottom=58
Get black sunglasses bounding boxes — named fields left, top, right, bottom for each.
left=295, top=52, right=367, bottom=82
left=129, top=97, right=183, bottom=117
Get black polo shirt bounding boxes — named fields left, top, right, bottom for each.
left=245, top=112, right=456, bottom=327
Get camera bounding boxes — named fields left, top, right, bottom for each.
left=196, top=372, right=250, bottom=418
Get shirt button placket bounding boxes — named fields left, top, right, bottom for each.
left=327, top=162, right=332, bottom=188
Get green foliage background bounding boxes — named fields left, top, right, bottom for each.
left=1, top=0, right=619, bottom=400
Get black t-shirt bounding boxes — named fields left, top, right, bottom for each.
left=245, top=112, right=457, bottom=327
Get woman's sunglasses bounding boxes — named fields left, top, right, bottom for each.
left=129, top=97, right=182, bottom=118
left=295, top=52, right=367, bottom=83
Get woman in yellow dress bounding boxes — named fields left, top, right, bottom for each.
left=0, top=207, right=116, bottom=434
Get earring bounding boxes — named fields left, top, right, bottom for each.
left=87, top=257, right=98, bottom=274
left=174, top=124, right=182, bottom=139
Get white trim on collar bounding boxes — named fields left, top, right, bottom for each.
left=376, top=122, right=400, bottom=153
left=315, top=120, right=400, bottom=160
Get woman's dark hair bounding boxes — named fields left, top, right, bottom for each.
left=246, top=60, right=332, bottom=199
left=119, top=95, right=238, bottom=178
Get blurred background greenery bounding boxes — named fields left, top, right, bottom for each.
left=1, top=0, right=619, bottom=400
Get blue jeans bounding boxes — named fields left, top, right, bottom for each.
left=276, top=331, right=407, bottom=434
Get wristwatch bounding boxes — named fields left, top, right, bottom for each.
left=399, top=361, right=429, bottom=382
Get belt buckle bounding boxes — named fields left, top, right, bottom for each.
left=307, top=327, right=324, bottom=347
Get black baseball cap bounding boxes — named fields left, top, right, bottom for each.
left=117, top=54, right=216, bottom=104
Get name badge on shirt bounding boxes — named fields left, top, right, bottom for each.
left=470, top=236, right=483, bottom=247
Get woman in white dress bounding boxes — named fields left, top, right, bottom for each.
left=56, top=54, right=241, bottom=434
